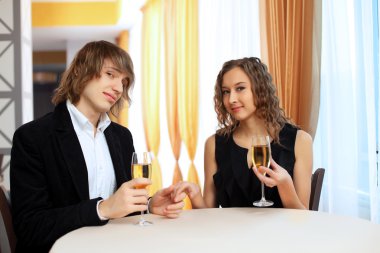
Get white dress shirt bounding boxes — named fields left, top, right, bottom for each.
left=66, top=100, right=116, bottom=201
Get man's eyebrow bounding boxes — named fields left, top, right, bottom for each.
left=103, top=66, right=122, bottom=73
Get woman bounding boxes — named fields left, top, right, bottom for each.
left=173, top=57, right=312, bottom=209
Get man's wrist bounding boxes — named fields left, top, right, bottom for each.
left=97, top=199, right=109, bottom=220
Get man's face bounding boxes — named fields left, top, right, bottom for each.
left=76, top=59, right=128, bottom=118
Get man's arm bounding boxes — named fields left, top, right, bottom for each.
left=10, top=128, right=107, bottom=249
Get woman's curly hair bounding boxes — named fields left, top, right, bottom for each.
left=214, top=57, right=290, bottom=143
left=52, top=40, right=135, bottom=117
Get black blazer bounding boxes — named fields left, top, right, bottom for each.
left=10, top=102, right=134, bottom=252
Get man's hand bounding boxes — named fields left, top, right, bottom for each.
left=99, top=178, right=151, bottom=219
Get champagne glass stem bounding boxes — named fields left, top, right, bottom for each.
left=139, top=211, right=144, bottom=225
left=261, top=182, right=266, bottom=201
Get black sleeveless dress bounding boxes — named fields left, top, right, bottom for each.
left=213, top=123, right=298, bottom=208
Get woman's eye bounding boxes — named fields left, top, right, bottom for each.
left=236, top=86, right=245, bottom=91
left=106, top=72, right=114, bottom=78
left=222, top=90, right=230, bottom=95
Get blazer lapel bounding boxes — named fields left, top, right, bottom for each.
left=54, top=103, right=89, bottom=200
left=104, top=125, right=129, bottom=188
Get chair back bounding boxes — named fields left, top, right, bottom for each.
left=0, top=154, right=3, bottom=183
left=0, top=182, right=17, bottom=253
left=309, top=168, right=325, bottom=211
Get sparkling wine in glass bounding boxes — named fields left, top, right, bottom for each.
left=252, top=135, right=274, bottom=207
left=131, top=151, right=152, bottom=226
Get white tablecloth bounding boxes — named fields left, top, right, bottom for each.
left=50, top=208, right=380, bottom=253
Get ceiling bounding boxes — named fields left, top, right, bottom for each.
left=32, top=0, right=145, bottom=51
left=33, top=24, right=135, bottom=51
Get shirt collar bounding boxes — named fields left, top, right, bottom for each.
left=66, top=100, right=111, bottom=133
left=98, top=112, right=111, bottom=132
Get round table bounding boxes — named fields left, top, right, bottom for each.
left=50, top=208, right=380, bottom=253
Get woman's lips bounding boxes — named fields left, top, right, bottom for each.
left=231, top=106, right=242, bottom=112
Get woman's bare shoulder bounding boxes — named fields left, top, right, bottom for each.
left=205, top=134, right=216, bottom=148
left=296, top=129, right=312, bottom=145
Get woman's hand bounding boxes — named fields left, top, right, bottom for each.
left=171, top=181, right=206, bottom=209
left=149, top=185, right=185, bottom=218
left=252, top=158, right=292, bottom=188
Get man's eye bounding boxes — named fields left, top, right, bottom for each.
left=107, top=72, right=114, bottom=78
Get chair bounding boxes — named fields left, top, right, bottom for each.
left=309, top=168, right=325, bottom=211
left=0, top=154, right=2, bottom=183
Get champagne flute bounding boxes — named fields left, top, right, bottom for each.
left=131, top=151, right=153, bottom=226
left=252, top=135, right=274, bottom=207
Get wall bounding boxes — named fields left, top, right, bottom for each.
left=0, top=0, right=33, bottom=189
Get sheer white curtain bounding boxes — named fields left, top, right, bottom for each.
left=198, top=0, right=261, bottom=185
left=314, top=0, right=380, bottom=223
left=376, top=0, right=380, bottom=223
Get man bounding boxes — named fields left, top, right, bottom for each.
left=10, top=41, right=184, bottom=252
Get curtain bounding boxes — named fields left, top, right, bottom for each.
left=198, top=0, right=261, bottom=198
left=377, top=0, right=380, bottom=225
left=314, top=0, right=379, bottom=223
left=259, top=0, right=321, bottom=138
left=163, top=0, right=183, bottom=185
left=175, top=0, right=199, bottom=209
left=141, top=0, right=162, bottom=195
left=130, top=0, right=264, bottom=201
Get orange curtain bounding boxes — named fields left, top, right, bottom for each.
left=259, top=0, right=321, bottom=138
left=175, top=0, right=199, bottom=209
left=163, top=0, right=183, bottom=185
left=141, top=0, right=163, bottom=195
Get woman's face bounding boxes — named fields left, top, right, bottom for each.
left=221, top=67, right=256, bottom=121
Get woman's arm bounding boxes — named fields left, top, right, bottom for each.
left=172, top=135, right=218, bottom=208
left=290, top=130, right=313, bottom=208
left=203, top=135, right=218, bottom=208
left=252, top=130, right=313, bottom=209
